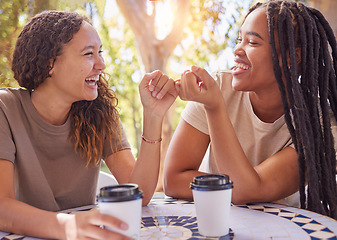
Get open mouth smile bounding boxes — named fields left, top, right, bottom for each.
left=85, top=76, right=99, bottom=86
left=233, top=63, right=250, bottom=71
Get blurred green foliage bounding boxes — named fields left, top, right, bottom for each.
left=0, top=0, right=253, bottom=156
left=0, top=0, right=26, bottom=88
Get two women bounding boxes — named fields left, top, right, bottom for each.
left=2, top=1, right=337, bottom=240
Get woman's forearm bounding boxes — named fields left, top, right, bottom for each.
left=0, top=197, right=66, bottom=239
left=204, top=103, right=261, bottom=203
left=129, top=112, right=163, bottom=205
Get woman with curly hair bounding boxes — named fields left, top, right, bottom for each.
left=164, top=0, right=337, bottom=219
left=0, top=10, right=177, bottom=239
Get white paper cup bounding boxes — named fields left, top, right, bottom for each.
left=97, top=184, right=143, bottom=239
left=190, top=174, right=233, bottom=237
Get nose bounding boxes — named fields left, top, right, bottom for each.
left=95, top=55, right=106, bottom=71
left=233, top=42, right=245, bottom=57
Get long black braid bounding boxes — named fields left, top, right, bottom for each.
left=248, top=1, right=337, bottom=219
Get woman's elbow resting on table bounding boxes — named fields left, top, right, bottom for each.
left=164, top=182, right=193, bottom=200
left=163, top=169, right=199, bottom=200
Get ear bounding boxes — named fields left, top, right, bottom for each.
left=48, top=59, right=55, bottom=76
left=49, top=67, right=54, bottom=76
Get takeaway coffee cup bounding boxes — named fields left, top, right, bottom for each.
left=190, top=174, right=233, bottom=237
left=97, top=184, right=143, bottom=239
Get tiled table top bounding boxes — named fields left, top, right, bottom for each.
left=1, top=198, right=337, bottom=240
left=141, top=198, right=337, bottom=240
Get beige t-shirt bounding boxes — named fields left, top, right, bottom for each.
left=0, top=88, right=130, bottom=211
left=181, top=71, right=299, bottom=205
left=182, top=71, right=293, bottom=170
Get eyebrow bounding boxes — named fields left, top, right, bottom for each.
left=80, top=44, right=103, bottom=52
left=246, top=31, right=264, bottom=41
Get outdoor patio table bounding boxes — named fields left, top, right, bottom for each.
left=1, top=196, right=337, bottom=239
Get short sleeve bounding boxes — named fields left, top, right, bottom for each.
left=119, top=124, right=131, bottom=151
left=102, top=121, right=131, bottom=159
left=181, top=101, right=209, bottom=135
left=0, top=107, right=16, bottom=162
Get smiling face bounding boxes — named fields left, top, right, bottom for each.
left=45, top=21, right=105, bottom=104
left=232, top=7, right=279, bottom=95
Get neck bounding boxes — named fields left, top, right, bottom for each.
left=249, top=91, right=284, bottom=123
left=31, top=90, right=71, bottom=125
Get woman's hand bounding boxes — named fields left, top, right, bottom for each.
left=59, top=209, right=133, bottom=240
left=139, top=70, right=178, bottom=118
left=176, top=66, right=223, bottom=110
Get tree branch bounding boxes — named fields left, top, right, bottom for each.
left=163, top=0, right=190, bottom=54
left=116, top=0, right=155, bottom=38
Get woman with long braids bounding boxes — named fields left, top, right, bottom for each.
left=0, top=11, right=177, bottom=239
left=164, top=0, right=337, bottom=219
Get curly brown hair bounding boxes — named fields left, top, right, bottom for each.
left=11, top=10, right=121, bottom=166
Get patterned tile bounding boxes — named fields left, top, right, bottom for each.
left=238, top=204, right=337, bottom=240
left=1, top=234, right=25, bottom=240
left=141, top=216, right=234, bottom=240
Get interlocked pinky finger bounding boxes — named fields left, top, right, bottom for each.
left=156, top=77, right=175, bottom=99
left=148, top=71, right=163, bottom=93
left=151, top=74, right=169, bottom=98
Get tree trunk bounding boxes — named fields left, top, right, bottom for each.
left=116, top=0, right=190, bottom=192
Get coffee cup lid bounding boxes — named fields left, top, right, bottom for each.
left=190, top=174, right=233, bottom=191
left=97, top=184, right=143, bottom=202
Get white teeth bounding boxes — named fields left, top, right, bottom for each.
left=235, top=63, right=250, bottom=70
left=85, top=76, right=99, bottom=86
left=85, top=76, right=99, bottom=81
